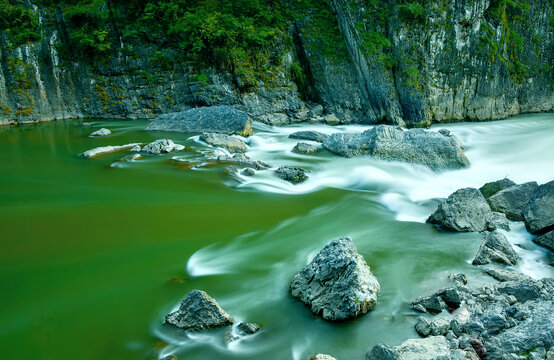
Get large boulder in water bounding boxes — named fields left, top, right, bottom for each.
left=290, top=237, right=380, bottom=321
left=146, top=106, right=253, bottom=136
left=523, top=180, right=554, bottom=234
left=200, top=132, right=248, bottom=153
left=322, top=125, right=469, bottom=171
left=427, top=188, right=509, bottom=232
left=472, top=231, right=520, bottom=266
left=165, top=289, right=233, bottom=331
left=289, top=130, right=329, bottom=143
left=487, top=182, right=539, bottom=221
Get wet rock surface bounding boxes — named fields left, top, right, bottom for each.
left=89, top=128, right=111, bottom=136
left=275, top=166, right=309, bottom=184
left=523, top=180, right=554, bottom=234
left=165, top=290, right=233, bottom=331
left=142, top=139, right=184, bottom=154
left=472, top=231, right=520, bottom=266
left=200, top=132, right=248, bottom=153
left=427, top=188, right=508, bottom=232
left=80, top=143, right=142, bottom=158
left=292, top=142, right=318, bottom=155
left=533, top=230, right=554, bottom=252
left=289, top=131, right=329, bottom=143
left=479, top=178, right=517, bottom=199
left=488, top=182, right=539, bottom=221
left=323, top=125, right=469, bottom=170
left=146, top=106, right=253, bottom=136
left=290, top=237, right=380, bottom=321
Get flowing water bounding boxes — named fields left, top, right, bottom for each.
left=0, top=113, right=552, bottom=360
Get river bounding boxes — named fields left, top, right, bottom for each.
left=0, top=113, right=552, bottom=360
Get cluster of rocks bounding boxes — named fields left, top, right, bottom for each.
left=427, top=178, right=554, bottom=254
left=80, top=139, right=185, bottom=158
left=164, top=289, right=261, bottom=344
left=367, top=270, right=554, bottom=360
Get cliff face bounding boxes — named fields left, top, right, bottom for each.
left=0, top=0, right=552, bottom=127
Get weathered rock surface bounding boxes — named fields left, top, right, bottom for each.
left=275, top=166, right=309, bottom=184
left=146, top=106, right=253, bottom=136
left=479, top=178, right=516, bottom=199
left=472, top=231, right=520, bottom=266
left=89, top=128, right=111, bottom=136
left=142, top=139, right=183, bottom=154
left=211, top=154, right=269, bottom=170
left=289, top=131, right=329, bottom=143
left=200, top=132, right=248, bottom=153
left=404, top=272, right=554, bottom=360
left=165, top=289, right=233, bottom=331
left=366, top=336, right=476, bottom=360
left=324, top=114, right=340, bottom=125
left=523, top=180, right=554, bottom=234
left=80, top=143, right=142, bottom=158
left=533, top=230, right=554, bottom=252
left=488, top=182, right=539, bottom=221
left=236, top=322, right=260, bottom=335
left=311, top=354, right=336, bottom=360
left=323, top=126, right=469, bottom=170
left=290, top=237, right=380, bottom=321
left=293, top=142, right=318, bottom=155
left=427, top=188, right=508, bottom=232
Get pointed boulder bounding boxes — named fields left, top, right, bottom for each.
left=290, top=237, right=380, bottom=321
left=165, top=290, right=233, bottom=331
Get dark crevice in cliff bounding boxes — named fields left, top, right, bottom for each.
left=291, top=24, right=320, bottom=103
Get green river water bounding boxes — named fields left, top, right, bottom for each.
left=0, top=114, right=553, bottom=360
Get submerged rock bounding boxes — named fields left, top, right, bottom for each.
left=488, top=182, right=539, bottom=221
left=275, top=166, right=308, bottom=184
left=472, top=231, right=520, bottom=266
left=142, top=139, right=183, bottom=154
left=241, top=168, right=256, bottom=176
left=292, top=142, right=318, bottom=155
left=89, top=128, right=111, bottom=136
left=80, top=143, right=142, bottom=158
left=130, top=144, right=142, bottom=152
left=523, top=180, right=554, bottom=234
left=533, top=230, right=554, bottom=252
left=289, top=130, right=329, bottom=143
left=200, top=132, right=248, bottom=153
left=290, top=237, right=380, bottom=321
left=311, top=355, right=336, bottom=360
left=146, top=105, right=253, bottom=136
left=323, top=125, right=469, bottom=171
left=479, top=178, right=516, bottom=199
left=165, top=289, right=233, bottom=331
left=427, top=188, right=507, bottom=232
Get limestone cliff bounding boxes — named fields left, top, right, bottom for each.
left=0, top=0, right=552, bottom=126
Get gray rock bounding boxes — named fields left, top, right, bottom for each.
left=311, top=355, right=336, bottom=360
left=523, top=180, right=554, bottom=234
left=412, top=294, right=445, bottom=314
left=488, top=182, right=539, bottom=221
left=427, top=188, right=504, bottom=232
left=324, top=114, right=340, bottom=125
left=484, top=268, right=533, bottom=283
left=89, top=128, right=111, bottom=136
left=366, top=336, right=468, bottom=360
left=200, top=132, right=248, bottom=153
left=81, top=122, right=92, bottom=127
left=323, top=125, right=469, bottom=171
left=292, top=142, right=318, bottom=155
left=415, top=316, right=433, bottom=337
left=146, top=106, right=253, bottom=136
left=80, top=143, right=142, bottom=158
left=290, top=237, right=380, bottom=321
left=533, top=230, right=554, bottom=252
left=143, top=139, right=182, bottom=154
left=236, top=322, right=260, bottom=335
left=497, top=281, right=541, bottom=302
left=165, top=289, right=233, bottom=331
left=275, top=166, right=309, bottom=184
left=241, top=168, right=256, bottom=176
left=479, top=178, right=516, bottom=199
left=213, top=154, right=269, bottom=170
left=289, top=131, right=329, bottom=143
left=310, top=104, right=324, bottom=117
left=480, top=307, right=508, bottom=334
left=130, top=145, right=142, bottom=152
left=472, top=231, right=520, bottom=266
left=256, top=113, right=290, bottom=126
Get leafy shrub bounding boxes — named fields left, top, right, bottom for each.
left=0, top=0, right=41, bottom=47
